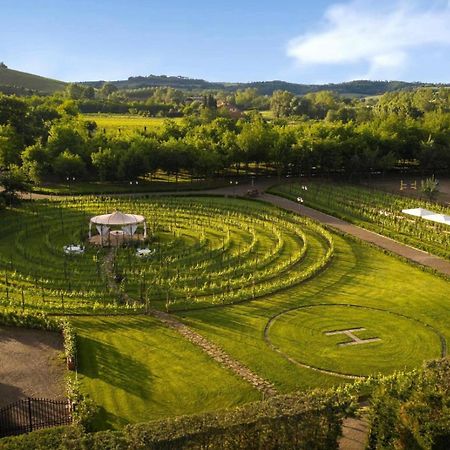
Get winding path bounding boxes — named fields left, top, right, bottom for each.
left=260, top=192, right=450, bottom=277
left=141, top=180, right=450, bottom=277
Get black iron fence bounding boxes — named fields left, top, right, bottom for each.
left=0, top=397, right=72, bottom=438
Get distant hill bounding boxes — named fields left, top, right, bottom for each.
left=1, top=63, right=449, bottom=98
left=83, top=75, right=450, bottom=97
left=0, top=64, right=66, bottom=94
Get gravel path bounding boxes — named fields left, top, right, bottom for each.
left=150, top=309, right=277, bottom=398
left=261, top=192, right=450, bottom=277
left=0, top=327, right=66, bottom=406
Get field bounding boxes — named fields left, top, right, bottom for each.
left=0, top=195, right=448, bottom=429
left=270, top=181, right=450, bottom=259
left=82, top=114, right=183, bottom=135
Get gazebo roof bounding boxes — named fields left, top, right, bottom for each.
left=90, top=211, right=145, bottom=226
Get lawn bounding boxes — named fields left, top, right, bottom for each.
left=179, top=231, right=449, bottom=392
left=73, top=315, right=259, bottom=430
left=32, top=176, right=225, bottom=195
left=70, top=231, right=449, bottom=429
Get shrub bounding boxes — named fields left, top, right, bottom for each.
left=367, top=358, right=450, bottom=450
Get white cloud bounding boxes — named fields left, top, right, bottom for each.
left=287, top=1, right=450, bottom=79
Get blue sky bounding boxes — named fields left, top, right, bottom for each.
left=1, top=0, right=450, bottom=83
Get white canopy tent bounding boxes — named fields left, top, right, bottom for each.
left=89, top=211, right=147, bottom=245
left=402, top=208, right=450, bottom=225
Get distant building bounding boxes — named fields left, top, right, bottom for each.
left=185, top=96, right=205, bottom=104
left=217, top=100, right=242, bottom=118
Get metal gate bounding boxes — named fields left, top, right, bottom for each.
left=0, top=397, right=72, bottom=438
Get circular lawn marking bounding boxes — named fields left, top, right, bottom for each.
left=265, top=304, right=445, bottom=378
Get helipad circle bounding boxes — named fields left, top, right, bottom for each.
left=265, top=304, right=445, bottom=378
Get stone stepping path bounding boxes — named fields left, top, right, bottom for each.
left=339, top=413, right=369, bottom=450
left=104, top=247, right=277, bottom=398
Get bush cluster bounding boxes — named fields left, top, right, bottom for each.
left=366, top=358, right=450, bottom=450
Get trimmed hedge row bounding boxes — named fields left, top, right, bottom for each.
left=0, top=389, right=355, bottom=449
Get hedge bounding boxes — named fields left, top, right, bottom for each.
left=0, top=388, right=355, bottom=449
left=365, top=358, right=450, bottom=450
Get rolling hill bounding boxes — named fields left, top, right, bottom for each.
left=0, top=64, right=66, bottom=94
left=1, top=63, right=449, bottom=98
left=83, top=75, right=450, bottom=97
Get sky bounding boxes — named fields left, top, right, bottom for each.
left=1, top=0, right=450, bottom=84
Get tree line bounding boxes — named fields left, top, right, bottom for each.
left=0, top=87, right=449, bottom=187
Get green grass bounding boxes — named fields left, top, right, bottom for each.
left=32, top=176, right=225, bottom=195
left=82, top=114, right=183, bottom=135
left=71, top=230, right=448, bottom=430
left=0, top=67, right=66, bottom=93
left=73, top=315, right=259, bottom=430
left=269, top=305, right=442, bottom=377
left=179, top=232, right=449, bottom=392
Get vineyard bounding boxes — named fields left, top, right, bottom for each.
left=0, top=196, right=333, bottom=314
left=1, top=195, right=449, bottom=429
left=270, top=182, right=450, bottom=259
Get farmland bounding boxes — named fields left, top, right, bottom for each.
left=82, top=114, right=183, bottom=135
left=0, top=195, right=448, bottom=429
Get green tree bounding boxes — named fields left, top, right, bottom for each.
left=0, top=124, right=23, bottom=168
left=100, top=82, right=118, bottom=98
left=21, top=142, right=51, bottom=183
left=270, top=90, right=295, bottom=118
left=237, top=114, right=274, bottom=168
left=117, top=147, right=147, bottom=181
left=52, top=150, right=86, bottom=180
left=0, top=165, right=30, bottom=201
left=91, top=147, right=119, bottom=181
left=66, top=83, right=87, bottom=100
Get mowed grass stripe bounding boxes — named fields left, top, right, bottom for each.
left=73, top=315, right=260, bottom=430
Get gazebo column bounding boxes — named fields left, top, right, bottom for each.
left=143, top=221, right=147, bottom=238
left=88, top=221, right=92, bottom=239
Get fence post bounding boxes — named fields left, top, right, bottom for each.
left=27, top=397, right=33, bottom=432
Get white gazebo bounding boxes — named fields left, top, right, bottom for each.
left=89, top=211, right=147, bottom=246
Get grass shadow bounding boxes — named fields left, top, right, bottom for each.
left=77, top=335, right=153, bottom=399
